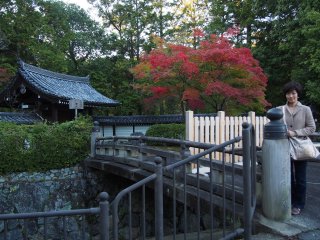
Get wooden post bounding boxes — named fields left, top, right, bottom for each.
left=248, top=111, right=255, bottom=127
left=218, top=111, right=225, bottom=145
left=218, top=111, right=225, bottom=160
left=185, top=110, right=194, bottom=141
left=186, top=110, right=195, bottom=156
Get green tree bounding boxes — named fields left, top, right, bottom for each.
left=168, top=0, right=209, bottom=48
left=294, top=8, right=320, bottom=107
left=89, top=0, right=156, bottom=60
left=0, top=0, right=44, bottom=63
left=0, top=0, right=106, bottom=73
left=39, top=1, right=105, bottom=72
left=81, top=57, right=142, bottom=115
left=207, top=0, right=256, bottom=47
left=208, top=0, right=320, bottom=109
left=252, top=1, right=319, bottom=107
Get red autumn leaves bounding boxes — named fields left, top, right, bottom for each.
left=131, top=32, right=269, bottom=113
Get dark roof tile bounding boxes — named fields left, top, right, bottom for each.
left=19, top=61, right=119, bottom=106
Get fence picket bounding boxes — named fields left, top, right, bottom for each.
left=205, top=117, right=210, bottom=158
left=199, top=117, right=205, bottom=154
left=225, top=117, right=230, bottom=162
left=209, top=117, right=216, bottom=159
left=185, top=110, right=269, bottom=162
left=194, top=117, right=200, bottom=155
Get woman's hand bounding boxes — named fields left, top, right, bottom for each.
left=287, top=130, right=296, bottom=137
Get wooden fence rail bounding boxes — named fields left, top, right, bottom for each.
left=185, top=110, right=269, bottom=162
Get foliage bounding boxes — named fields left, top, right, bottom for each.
left=1, top=0, right=320, bottom=115
left=299, top=9, right=320, bottom=106
left=207, top=1, right=320, bottom=110
left=167, top=0, right=209, bottom=48
left=146, top=123, right=185, bottom=139
left=249, top=1, right=301, bottom=106
left=0, top=0, right=105, bottom=73
left=0, top=64, right=16, bottom=92
left=207, top=0, right=256, bottom=47
left=88, top=0, right=182, bottom=60
left=82, top=57, right=143, bottom=115
left=40, top=1, right=105, bottom=72
left=88, top=0, right=154, bottom=60
left=0, top=116, right=92, bottom=174
left=131, top=32, right=269, bottom=114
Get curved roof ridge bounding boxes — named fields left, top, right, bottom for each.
left=14, top=60, right=119, bottom=106
left=19, top=60, right=90, bottom=84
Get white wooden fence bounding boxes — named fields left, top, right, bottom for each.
left=185, top=110, right=269, bottom=162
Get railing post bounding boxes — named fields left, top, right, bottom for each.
left=99, top=192, right=109, bottom=240
left=180, top=144, right=192, bottom=173
left=242, top=122, right=253, bottom=240
left=262, top=108, right=291, bottom=220
left=90, top=121, right=100, bottom=158
left=154, top=157, right=164, bottom=240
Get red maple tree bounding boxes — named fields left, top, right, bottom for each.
left=131, top=31, right=269, bottom=114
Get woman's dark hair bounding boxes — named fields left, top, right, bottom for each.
left=282, top=81, right=303, bottom=96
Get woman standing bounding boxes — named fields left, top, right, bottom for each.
left=281, top=81, right=316, bottom=215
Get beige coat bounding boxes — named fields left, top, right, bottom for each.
left=280, top=101, right=316, bottom=136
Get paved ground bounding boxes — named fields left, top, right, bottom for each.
left=252, top=162, right=320, bottom=239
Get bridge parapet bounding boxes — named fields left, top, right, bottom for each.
left=90, top=130, right=262, bottom=195
left=85, top=123, right=258, bottom=239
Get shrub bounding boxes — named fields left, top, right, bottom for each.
left=146, top=124, right=185, bottom=140
left=0, top=116, right=92, bottom=174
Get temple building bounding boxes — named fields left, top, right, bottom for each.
left=0, top=60, right=119, bottom=122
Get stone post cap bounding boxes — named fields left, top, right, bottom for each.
left=264, top=108, right=287, bottom=139
left=92, top=121, right=100, bottom=132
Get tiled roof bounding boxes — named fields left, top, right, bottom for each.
left=94, top=113, right=216, bottom=126
left=18, top=61, right=119, bottom=106
left=0, top=112, right=43, bottom=124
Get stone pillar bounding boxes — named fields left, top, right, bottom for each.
left=262, top=108, right=291, bottom=221
left=90, top=121, right=100, bottom=158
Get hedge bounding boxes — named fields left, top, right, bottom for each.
left=0, top=116, right=92, bottom=174
left=146, top=123, right=185, bottom=140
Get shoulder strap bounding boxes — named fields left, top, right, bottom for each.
left=282, top=106, right=288, bottom=131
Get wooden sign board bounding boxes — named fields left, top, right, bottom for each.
left=69, top=99, right=84, bottom=109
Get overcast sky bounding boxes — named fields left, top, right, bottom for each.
left=63, top=0, right=91, bottom=10
left=62, top=0, right=101, bottom=22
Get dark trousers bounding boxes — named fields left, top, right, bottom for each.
left=291, top=160, right=307, bottom=209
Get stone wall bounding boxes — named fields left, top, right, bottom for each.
left=0, top=164, right=104, bottom=240
left=0, top=164, right=235, bottom=239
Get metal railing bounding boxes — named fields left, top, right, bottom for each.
left=0, top=192, right=110, bottom=240
left=242, top=122, right=257, bottom=240
left=107, top=123, right=257, bottom=240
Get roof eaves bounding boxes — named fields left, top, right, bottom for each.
left=19, top=60, right=90, bottom=83
left=18, top=61, right=120, bottom=106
